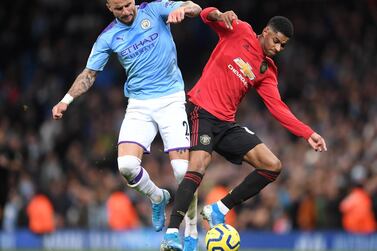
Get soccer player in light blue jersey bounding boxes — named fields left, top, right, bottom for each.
left=52, top=0, right=201, bottom=250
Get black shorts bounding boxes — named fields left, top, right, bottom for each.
left=187, top=102, right=262, bottom=165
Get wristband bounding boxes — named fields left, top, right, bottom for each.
left=60, top=94, right=74, bottom=105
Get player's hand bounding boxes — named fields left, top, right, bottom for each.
left=167, top=7, right=186, bottom=24
left=307, top=132, right=327, bottom=152
left=52, top=102, right=68, bottom=120
left=219, top=11, right=238, bottom=30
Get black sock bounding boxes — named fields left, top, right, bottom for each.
left=221, top=169, right=280, bottom=209
left=168, top=171, right=203, bottom=228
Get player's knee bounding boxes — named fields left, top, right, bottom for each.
left=266, top=157, right=282, bottom=172
left=171, top=159, right=188, bottom=183
left=188, top=151, right=211, bottom=174
left=117, top=155, right=142, bottom=181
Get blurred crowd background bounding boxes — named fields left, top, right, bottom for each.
left=1, top=0, right=377, bottom=234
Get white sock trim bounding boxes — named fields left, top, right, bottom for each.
left=166, top=228, right=179, bottom=234
left=184, top=192, right=198, bottom=237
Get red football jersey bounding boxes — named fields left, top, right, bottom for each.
left=188, top=7, right=313, bottom=139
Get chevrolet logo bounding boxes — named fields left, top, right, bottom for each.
left=233, top=57, right=255, bottom=80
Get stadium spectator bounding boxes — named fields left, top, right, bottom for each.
left=297, top=190, right=316, bottom=230
left=0, top=138, right=12, bottom=228
left=26, top=194, right=55, bottom=234
left=107, top=190, right=140, bottom=230
left=340, top=184, right=376, bottom=234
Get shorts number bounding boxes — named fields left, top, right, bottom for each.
left=183, top=121, right=189, bottom=136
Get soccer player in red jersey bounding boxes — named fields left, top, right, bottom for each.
left=161, top=7, right=327, bottom=251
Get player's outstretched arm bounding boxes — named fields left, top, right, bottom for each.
left=206, top=9, right=238, bottom=30
left=167, top=1, right=202, bottom=24
left=52, top=68, right=97, bottom=120
left=307, top=132, right=327, bottom=152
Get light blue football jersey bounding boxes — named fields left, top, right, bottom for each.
left=86, top=0, right=184, bottom=99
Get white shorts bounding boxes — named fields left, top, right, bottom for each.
left=118, top=91, right=190, bottom=153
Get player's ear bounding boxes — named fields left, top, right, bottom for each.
left=262, top=26, right=270, bottom=37
left=106, top=1, right=112, bottom=12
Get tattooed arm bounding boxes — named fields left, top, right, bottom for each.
left=52, top=68, right=97, bottom=120
left=180, top=1, right=201, bottom=18
left=67, top=68, right=97, bottom=98
left=167, top=1, right=202, bottom=24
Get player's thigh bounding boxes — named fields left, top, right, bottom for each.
left=168, top=148, right=189, bottom=160
left=118, top=105, right=158, bottom=153
left=187, top=104, right=216, bottom=154
left=118, top=143, right=144, bottom=159
left=214, top=125, right=262, bottom=165
left=154, top=99, right=190, bottom=152
left=243, top=144, right=281, bottom=172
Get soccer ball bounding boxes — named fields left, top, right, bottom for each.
left=205, top=223, right=240, bottom=251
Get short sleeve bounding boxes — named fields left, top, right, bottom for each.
left=148, top=0, right=183, bottom=20
left=86, top=36, right=111, bottom=71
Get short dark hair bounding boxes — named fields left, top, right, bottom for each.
left=267, top=16, right=294, bottom=38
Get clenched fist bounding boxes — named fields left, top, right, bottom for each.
left=52, top=102, right=68, bottom=120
